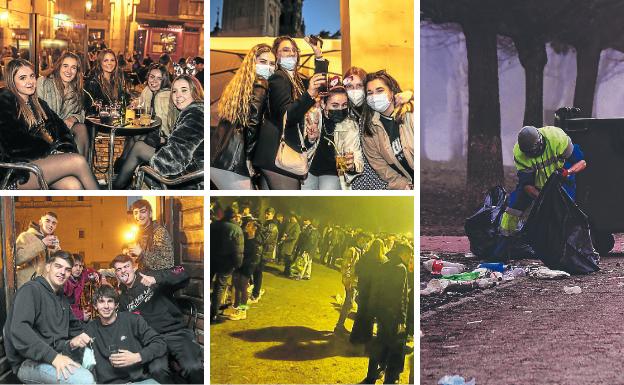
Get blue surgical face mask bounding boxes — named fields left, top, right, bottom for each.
left=279, top=56, right=297, bottom=71
left=256, top=64, right=275, bottom=80
left=367, top=93, right=392, bottom=113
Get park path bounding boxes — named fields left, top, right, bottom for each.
left=210, top=261, right=413, bottom=384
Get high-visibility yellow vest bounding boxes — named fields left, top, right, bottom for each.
left=513, top=126, right=573, bottom=189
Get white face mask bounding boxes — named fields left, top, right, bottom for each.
left=367, top=93, right=392, bottom=113
left=347, top=89, right=365, bottom=107
left=256, top=64, right=275, bottom=80
left=279, top=56, right=297, bottom=71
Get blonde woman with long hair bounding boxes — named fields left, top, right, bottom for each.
left=211, top=43, right=275, bottom=190
left=0, top=59, right=99, bottom=189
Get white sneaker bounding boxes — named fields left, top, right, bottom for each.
left=222, top=306, right=237, bottom=316
left=227, top=309, right=247, bottom=320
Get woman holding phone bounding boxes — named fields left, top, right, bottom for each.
left=252, top=35, right=329, bottom=189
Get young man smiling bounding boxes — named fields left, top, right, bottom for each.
left=85, top=285, right=167, bottom=384
left=15, top=211, right=61, bottom=287
left=4, top=250, right=95, bottom=384
left=112, top=254, right=204, bottom=384
left=125, top=199, right=174, bottom=271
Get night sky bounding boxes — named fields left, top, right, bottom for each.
left=209, top=0, right=341, bottom=36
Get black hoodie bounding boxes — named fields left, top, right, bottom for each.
left=118, top=266, right=190, bottom=334
left=3, top=276, right=83, bottom=373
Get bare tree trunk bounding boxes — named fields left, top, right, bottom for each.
left=463, top=22, right=504, bottom=208
left=573, top=41, right=602, bottom=117
left=420, top=114, right=428, bottom=160
left=516, top=37, right=548, bottom=127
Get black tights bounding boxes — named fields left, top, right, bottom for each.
left=259, top=169, right=301, bottom=190
left=18, top=153, right=99, bottom=190
left=71, top=123, right=90, bottom=157
left=113, top=140, right=156, bottom=189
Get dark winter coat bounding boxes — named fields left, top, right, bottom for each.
left=4, top=276, right=84, bottom=373
left=211, top=78, right=268, bottom=176
left=210, top=219, right=244, bottom=274
left=83, top=73, right=130, bottom=115
left=252, top=58, right=328, bottom=176
left=259, top=219, right=279, bottom=261
left=0, top=88, right=78, bottom=187
left=369, top=256, right=409, bottom=343
left=150, top=102, right=204, bottom=188
left=294, top=225, right=320, bottom=257
left=239, top=236, right=263, bottom=277
left=281, top=221, right=301, bottom=256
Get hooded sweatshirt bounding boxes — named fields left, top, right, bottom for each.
left=4, top=276, right=83, bottom=373
left=85, top=311, right=167, bottom=384
left=118, top=266, right=190, bottom=334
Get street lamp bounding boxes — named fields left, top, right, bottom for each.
left=85, top=1, right=93, bottom=13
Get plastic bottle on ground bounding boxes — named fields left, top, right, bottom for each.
left=477, top=262, right=506, bottom=272
left=563, top=285, right=582, bottom=294
left=423, top=259, right=466, bottom=274
left=438, top=375, right=476, bottom=385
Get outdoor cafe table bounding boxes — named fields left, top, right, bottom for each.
left=85, top=115, right=161, bottom=189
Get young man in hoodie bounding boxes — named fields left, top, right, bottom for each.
left=15, top=211, right=61, bottom=287
left=85, top=285, right=167, bottom=384
left=4, top=250, right=95, bottom=384
left=113, top=254, right=204, bottom=383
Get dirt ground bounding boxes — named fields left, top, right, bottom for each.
left=210, top=261, right=413, bottom=384
left=421, top=254, right=624, bottom=384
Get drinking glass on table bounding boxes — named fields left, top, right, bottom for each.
left=140, top=104, right=151, bottom=126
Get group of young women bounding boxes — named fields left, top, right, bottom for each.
left=0, top=48, right=204, bottom=189
left=211, top=36, right=414, bottom=190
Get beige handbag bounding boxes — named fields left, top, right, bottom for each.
left=275, top=112, right=309, bottom=176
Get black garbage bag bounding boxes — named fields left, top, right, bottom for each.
left=524, top=173, right=600, bottom=274
left=464, top=186, right=507, bottom=258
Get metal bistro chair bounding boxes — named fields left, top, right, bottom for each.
left=132, top=165, right=204, bottom=190
left=0, top=162, right=49, bottom=189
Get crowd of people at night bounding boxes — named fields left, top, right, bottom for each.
left=210, top=199, right=414, bottom=384
left=0, top=43, right=204, bottom=190
left=4, top=200, right=203, bottom=384
left=210, top=34, right=414, bottom=190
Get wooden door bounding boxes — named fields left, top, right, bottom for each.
left=164, top=196, right=204, bottom=345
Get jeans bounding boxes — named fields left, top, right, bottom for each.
left=211, top=270, right=232, bottom=319
left=17, top=359, right=95, bottom=384
left=290, top=251, right=312, bottom=279
left=162, top=329, right=204, bottom=384
left=210, top=167, right=252, bottom=190
left=132, top=379, right=159, bottom=384
left=301, top=173, right=341, bottom=190
left=252, top=260, right=264, bottom=298
left=233, top=271, right=250, bottom=307
left=336, top=287, right=355, bottom=329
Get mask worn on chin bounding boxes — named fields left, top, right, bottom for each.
left=347, top=89, right=365, bottom=107
left=256, top=64, right=275, bottom=80
left=279, top=56, right=297, bottom=71
left=366, top=93, right=392, bottom=114
left=327, top=108, right=349, bottom=124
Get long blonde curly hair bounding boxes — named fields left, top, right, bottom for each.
left=218, top=43, right=273, bottom=127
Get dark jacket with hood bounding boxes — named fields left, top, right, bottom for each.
left=118, top=266, right=190, bottom=334
left=4, top=276, right=84, bottom=373
left=0, top=88, right=78, bottom=187
left=150, top=101, right=204, bottom=188
left=211, top=78, right=268, bottom=176
left=369, top=254, right=409, bottom=343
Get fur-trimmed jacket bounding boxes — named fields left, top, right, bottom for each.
left=36, top=76, right=85, bottom=124
left=149, top=101, right=204, bottom=184
left=0, top=88, right=78, bottom=186
left=15, top=222, right=60, bottom=288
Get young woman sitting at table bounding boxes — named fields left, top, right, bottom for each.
left=84, top=48, right=130, bottom=115
left=37, top=51, right=90, bottom=156
left=0, top=59, right=99, bottom=189
left=113, top=75, right=203, bottom=189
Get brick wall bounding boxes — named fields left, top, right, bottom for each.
left=93, top=137, right=126, bottom=180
